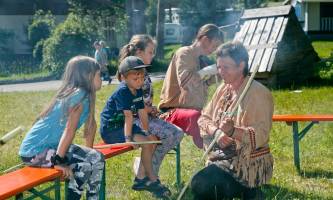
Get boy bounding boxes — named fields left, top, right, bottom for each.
left=100, top=56, right=167, bottom=195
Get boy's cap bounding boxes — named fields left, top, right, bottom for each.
left=118, top=56, right=150, bottom=74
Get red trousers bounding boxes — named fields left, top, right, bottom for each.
left=163, top=108, right=203, bottom=149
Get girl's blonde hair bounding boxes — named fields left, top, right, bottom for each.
left=37, top=55, right=100, bottom=137
left=117, top=34, right=155, bottom=81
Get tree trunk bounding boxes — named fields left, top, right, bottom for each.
left=156, top=0, right=165, bottom=59
left=126, top=0, right=146, bottom=39
left=126, top=0, right=133, bottom=40
left=134, top=0, right=147, bottom=34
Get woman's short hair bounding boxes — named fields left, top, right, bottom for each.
left=216, top=41, right=249, bottom=76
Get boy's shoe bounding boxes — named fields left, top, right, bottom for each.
left=146, top=180, right=171, bottom=199
left=132, top=177, right=149, bottom=191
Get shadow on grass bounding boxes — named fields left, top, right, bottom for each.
left=171, top=184, right=325, bottom=200
left=300, top=169, right=333, bottom=179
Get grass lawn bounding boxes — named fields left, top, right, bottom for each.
left=1, top=82, right=333, bottom=199
left=312, top=41, right=333, bottom=59
left=0, top=70, right=53, bottom=83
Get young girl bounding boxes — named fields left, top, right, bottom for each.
left=119, top=34, right=183, bottom=194
left=159, top=24, right=224, bottom=149
left=19, top=56, right=104, bottom=200
left=100, top=56, right=168, bottom=197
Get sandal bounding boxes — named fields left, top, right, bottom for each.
left=132, top=177, right=149, bottom=191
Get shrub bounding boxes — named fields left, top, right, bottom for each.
left=28, top=10, right=55, bottom=61
left=149, top=59, right=169, bottom=72
left=28, top=10, right=55, bottom=46
left=42, top=13, right=99, bottom=77
left=317, top=60, right=333, bottom=81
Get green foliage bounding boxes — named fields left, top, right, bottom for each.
left=146, top=0, right=157, bottom=36
left=67, top=0, right=127, bottom=34
left=33, top=39, right=45, bottom=61
left=148, top=44, right=180, bottom=72
left=28, top=10, right=55, bottom=61
left=42, top=13, right=99, bottom=77
left=164, top=44, right=181, bottom=60
left=179, top=0, right=232, bottom=28
left=28, top=10, right=55, bottom=48
left=0, top=55, right=41, bottom=77
left=149, top=59, right=169, bottom=72
left=315, top=60, right=333, bottom=82
left=312, top=40, right=333, bottom=83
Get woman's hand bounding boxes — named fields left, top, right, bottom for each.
left=219, top=117, right=235, bottom=136
left=151, top=106, right=159, bottom=117
left=54, top=165, right=73, bottom=181
left=145, top=105, right=158, bottom=117
left=215, top=129, right=234, bottom=148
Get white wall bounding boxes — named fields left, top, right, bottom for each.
left=307, top=2, right=320, bottom=31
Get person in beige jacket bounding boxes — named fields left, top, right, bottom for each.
left=190, top=41, right=274, bottom=200
left=158, top=24, right=224, bottom=148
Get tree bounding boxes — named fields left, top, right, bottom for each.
left=155, top=0, right=165, bottom=59
left=42, top=13, right=100, bottom=76
left=125, top=0, right=147, bottom=39
left=28, top=10, right=55, bottom=61
left=67, top=0, right=127, bottom=47
left=244, top=0, right=264, bottom=9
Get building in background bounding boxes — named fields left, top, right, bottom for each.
left=164, top=8, right=183, bottom=44
left=285, top=0, right=333, bottom=37
left=0, top=0, right=68, bottom=55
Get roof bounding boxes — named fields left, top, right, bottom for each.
left=233, top=5, right=292, bottom=73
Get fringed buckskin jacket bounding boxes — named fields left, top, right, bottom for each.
left=198, top=77, right=274, bottom=188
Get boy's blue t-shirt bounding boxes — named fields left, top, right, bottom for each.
left=100, top=82, right=144, bottom=137
left=19, top=89, right=90, bottom=157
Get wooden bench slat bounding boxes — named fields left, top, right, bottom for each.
left=0, top=167, right=61, bottom=199
left=273, top=114, right=333, bottom=122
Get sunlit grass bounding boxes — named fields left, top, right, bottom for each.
left=312, top=41, right=333, bottom=59
left=0, top=83, right=332, bottom=199
left=0, top=70, right=52, bottom=82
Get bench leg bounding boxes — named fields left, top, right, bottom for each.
left=175, top=144, right=181, bottom=187
left=99, top=164, right=106, bottom=200
left=15, top=193, right=23, bottom=200
left=64, top=180, right=69, bottom=199
left=292, top=122, right=300, bottom=172
left=54, top=178, right=61, bottom=200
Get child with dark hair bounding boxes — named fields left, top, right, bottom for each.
left=100, top=56, right=170, bottom=198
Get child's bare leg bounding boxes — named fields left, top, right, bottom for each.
left=147, top=134, right=158, bottom=153
left=133, top=134, right=157, bottom=181
left=137, top=134, right=158, bottom=178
